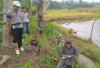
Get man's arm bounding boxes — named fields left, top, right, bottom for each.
left=61, top=46, right=67, bottom=57
left=6, top=10, right=12, bottom=34
left=70, top=47, right=78, bottom=58
left=6, top=20, right=11, bottom=34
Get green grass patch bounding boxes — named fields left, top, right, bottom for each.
left=74, top=63, right=88, bottom=68
left=96, top=63, right=100, bottom=68
left=0, top=54, right=3, bottom=60
left=41, top=55, right=55, bottom=68
left=44, top=9, right=100, bottom=23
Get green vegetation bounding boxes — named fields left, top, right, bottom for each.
left=49, top=1, right=94, bottom=9
left=16, top=0, right=31, bottom=9
left=0, top=12, right=3, bottom=43
left=9, top=59, right=35, bottom=68
left=1, top=0, right=100, bottom=68
left=23, top=16, right=65, bottom=57
left=21, top=15, right=100, bottom=68
left=19, top=59, right=34, bottom=68
left=41, top=56, right=55, bottom=68
left=74, top=63, right=88, bottom=68
left=65, top=3, right=94, bottom=9
left=0, top=54, right=3, bottom=60
left=27, top=0, right=95, bottom=9
left=44, top=9, right=100, bottom=63
left=44, top=9, right=100, bottom=22
left=0, top=0, right=3, bottom=10
left=96, top=63, right=100, bottom=68
left=53, top=22, right=100, bottom=62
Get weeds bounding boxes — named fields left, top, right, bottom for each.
left=96, top=63, right=100, bottom=68
left=41, top=55, right=54, bottom=68
left=19, top=59, right=34, bottom=68
left=0, top=54, right=3, bottom=60
left=74, top=63, right=88, bottom=68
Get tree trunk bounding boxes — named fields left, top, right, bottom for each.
left=3, top=0, right=13, bottom=48
left=30, top=0, right=33, bottom=8
left=43, top=0, right=51, bottom=14
left=38, top=0, right=44, bottom=34
left=90, top=20, right=96, bottom=39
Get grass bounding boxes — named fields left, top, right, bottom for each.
left=41, top=55, right=55, bottom=68
left=74, top=63, right=88, bottom=68
left=44, top=9, right=100, bottom=23
left=96, top=63, right=100, bottom=68
left=53, top=22, right=100, bottom=62
left=0, top=54, right=3, bottom=60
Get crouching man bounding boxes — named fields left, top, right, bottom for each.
left=61, top=39, right=78, bottom=68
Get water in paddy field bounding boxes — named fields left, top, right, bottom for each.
left=62, top=20, right=100, bottom=46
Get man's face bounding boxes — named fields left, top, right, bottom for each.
left=22, top=8, right=26, bottom=12
left=66, top=44, right=72, bottom=48
left=13, top=5, right=20, bottom=11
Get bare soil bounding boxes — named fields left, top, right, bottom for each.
left=0, top=45, right=48, bottom=68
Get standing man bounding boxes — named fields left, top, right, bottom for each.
left=6, top=1, right=24, bottom=54
left=21, top=7, right=30, bottom=34
left=61, top=39, right=78, bottom=68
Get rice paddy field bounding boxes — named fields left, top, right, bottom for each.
left=44, top=9, right=100, bottom=23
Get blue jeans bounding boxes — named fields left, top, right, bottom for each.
left=23, top=22, right=29, bottom=34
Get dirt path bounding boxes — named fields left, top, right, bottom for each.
left=0, top=46, right=47, bottom=68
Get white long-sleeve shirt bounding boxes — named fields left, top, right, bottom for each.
left=21, top=12, right=30, bottom=22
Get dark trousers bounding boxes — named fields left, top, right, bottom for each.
left=56, top=59, right=72, bottom=68
left=12, top=28, right=23, bottom=48
left=66, top=65, right=72, bottom=68
left=23, top=22, right=29, bottom=34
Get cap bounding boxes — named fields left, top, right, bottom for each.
left=65, top=39, right=72, bottom=44
left=13, top=1, right=21, bottom=7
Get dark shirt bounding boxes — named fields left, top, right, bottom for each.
left=61, top=45, right=78, bottom=65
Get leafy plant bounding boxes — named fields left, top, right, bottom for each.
left=74, top=63, right=88, bottom=68
left=36, top=63, right=39, bottom=68
left=74, top=63, right=80, bottom=68
left=9, top=65, right=16, bottom=68
left=37, top=34, right=49, bottom=50
left=41, top=56, right=54, bottom=68
left=80, top=65, right=87, bottom=68
left=31, top=6, right=38, bottom=15
left=20, top=59, right=34, bottom=68
left=23, top=34, right=33, bottom=48
left=44, top=22, right=65, bottom=45
left=51, top=45, right=61, bottom=58
left=96, top=63, right=100, bottom=68
left=29, top=16, right=39, bottom=35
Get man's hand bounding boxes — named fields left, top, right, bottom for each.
left=8, top=29, right=11, bottom=35
left=65, top=54, right=68, bottom=58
